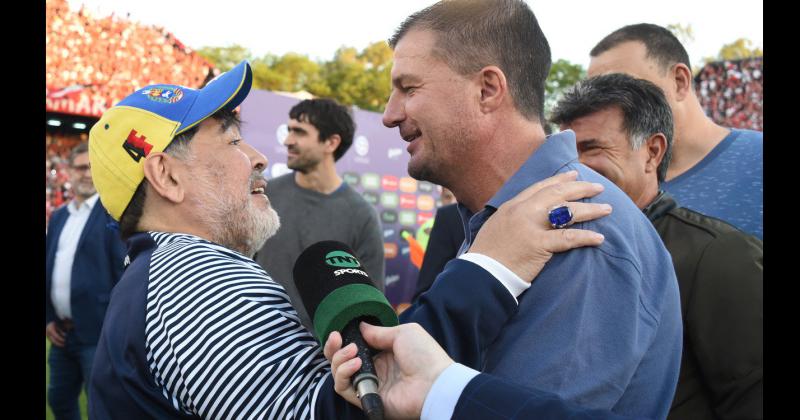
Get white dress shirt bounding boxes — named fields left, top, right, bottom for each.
left=51, top=194, right=99, bottom=320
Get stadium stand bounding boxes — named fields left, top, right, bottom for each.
left=46, top=0, right=216, bottom=116
left=695, top=57, right=763, bottom=131
left=46, top=0, right=216, bottom=226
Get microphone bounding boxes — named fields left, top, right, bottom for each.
left=293, top=241, right=398, bottom=420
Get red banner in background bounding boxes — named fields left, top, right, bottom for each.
left=46, top=86, right=109, bottom=118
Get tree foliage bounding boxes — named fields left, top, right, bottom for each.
left=196, top=45, right=252, bottom=73
left=544, top=59, right=586, bottom=126
left=716, top=38, right=763, bottom=61
left=197, top=41, right=392, bottom=112
left=199, top=43, right=589, bottom=118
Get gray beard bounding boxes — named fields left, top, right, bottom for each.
left=192, top=172, right=281, bottom=258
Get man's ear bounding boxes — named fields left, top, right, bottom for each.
left=477, top=65, right=508, bottom=114
left=644, top=133, right=668, bottom=175
left=672, top=63, right=693, bottom=102
left=324, top=134, right=341, bottom=155
left=142, top=152, right=185, bottom=204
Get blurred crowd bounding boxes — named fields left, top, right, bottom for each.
left=46, top=0, right=215, bottom=110
left=695, top=57, right=763, bottom=131
left=46, top=133, right=84, bottom=229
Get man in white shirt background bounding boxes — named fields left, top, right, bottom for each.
left=45, top=142, right=126, bottom=420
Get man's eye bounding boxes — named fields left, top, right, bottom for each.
left=229, top=139, right=242, bottom=146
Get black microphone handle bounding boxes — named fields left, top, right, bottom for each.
left=341, top=316, right=385, bottom=420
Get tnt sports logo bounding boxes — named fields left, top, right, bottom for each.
left=122, top=129, right=154, bottom=162
left=325, top=250, right=361, bottom=268
left=142, top=86, right=184, bottom=104
left=333, top=268, right=369, bottom=277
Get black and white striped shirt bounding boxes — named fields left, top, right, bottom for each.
left=144, top=232, right=331, bottom=419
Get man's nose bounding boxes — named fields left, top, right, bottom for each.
left=243, top=142, right=268, bottom=173
left=382, top=91, right=404, bottom=128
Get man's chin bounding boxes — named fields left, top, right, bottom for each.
left=407, top=161, right=436, bottom=183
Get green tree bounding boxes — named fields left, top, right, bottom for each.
left=717, top=38, right=763, bottom=61
left=196, top=44, right=253, bottom=72
left=322, top=41, right=393, bottom=112
left=544, top=59, right=585, bottom=129
left=197, top=41, right=394, bottom=111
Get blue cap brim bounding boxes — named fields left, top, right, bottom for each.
left=177, top=60, right=252, bottom=134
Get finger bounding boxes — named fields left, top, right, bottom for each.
left=359, top=322, right=398, bottom=351
left=331, top=343, right=358, bottom=373
left=50, top=334, right=65, bottom=347
left=543, top=228, right=605, bottom=253
left=333, top=355, right=363, bottom=393
left=553, top=202, right=612, bottom=227
left=507, top=171, right=578, bottom=203
left=535, top=181, right=605, bottom=206
left=323, top=331, right=343, bottom=361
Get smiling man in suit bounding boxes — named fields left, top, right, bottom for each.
left=46, top=142, right=126, bottom=420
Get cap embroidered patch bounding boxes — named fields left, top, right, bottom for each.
left=122, top=129, right=153, bottom=162
left=142, top=86, right=184, bottom=104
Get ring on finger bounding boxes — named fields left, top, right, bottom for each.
left=548, top=203, right=573, bottom=229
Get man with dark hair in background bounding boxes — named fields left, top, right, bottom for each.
left=589, top=23, right=763, bottom=239
left=375, top=0, right=682, bottom=418
left=255, top=98, right=384, bottom=331
left=46, top=142, right=126, bottom=420
left=552, top=73, right=763, bottom=420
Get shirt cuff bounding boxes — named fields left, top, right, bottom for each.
left=458, top=252, right=530, bottom=302
left=421, top=363, right=480, bottom=420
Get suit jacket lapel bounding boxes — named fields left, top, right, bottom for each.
left=75, top=203, right=103, bottom=253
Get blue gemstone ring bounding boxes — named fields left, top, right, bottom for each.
left=548, top=204, right=573, bottom=229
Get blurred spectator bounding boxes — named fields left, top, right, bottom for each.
left=695, top=57, right=763, bottom=131
left=46, top=0, right=214, bottom=113
left=46, top=133, right=82, bottom=228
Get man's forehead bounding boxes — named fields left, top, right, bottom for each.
left=391, top=29, right=439, bottom=70
left=569, top=107, right=624, bottom=134
left=288, top=117, right=314, bottom=129
left=588, top=41, right=652, bottom=77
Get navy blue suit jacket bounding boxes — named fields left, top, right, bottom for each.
left=453, top=373, right=644, bottom=420
left=46, top=201, right=127, bottom=345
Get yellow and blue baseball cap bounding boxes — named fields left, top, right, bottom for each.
left=89, top=60, right=253, bottom=221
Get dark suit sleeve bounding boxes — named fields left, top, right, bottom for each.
left=314, top=375, right=367, bottom=420
left=400, top=258, right=517, bottom=369
left=414, top=205, right=464, bottom=302
left=452, top=373, right=641, bottom=420
left=689, top=231, right=762, bottom=419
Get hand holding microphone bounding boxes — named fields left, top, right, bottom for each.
left=293, top=241, right=398, bottom=420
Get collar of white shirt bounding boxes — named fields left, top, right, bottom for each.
left=67, top=193, right=99, bottom=215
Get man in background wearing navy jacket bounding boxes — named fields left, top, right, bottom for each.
left=45, top=142, right=126, bottom=420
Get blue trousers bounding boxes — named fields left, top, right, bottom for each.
left=47, top=332, right=96, bottom=420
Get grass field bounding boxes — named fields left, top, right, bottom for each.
left=46, top=340, right=89, bottom=420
